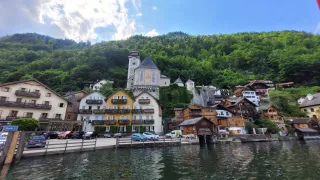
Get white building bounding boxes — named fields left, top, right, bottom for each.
left=174, top=77, right=184, bottom=87
left=77, top=92, right=106, bottom=132
left=0, top=79, right=68, bottom=130
left=185, top=79, right=195, bottom=91
left=126, top=51, right=170, bottom=99
left=133, top=92, right=163, bottom=134
left=242, top=90, right=260, bottom=106
left=90, top=80, right=114, bottom=91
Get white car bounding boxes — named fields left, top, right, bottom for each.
left=142, top=132, right=159, bottom=140
left=165, top=130, right=182, bottom=138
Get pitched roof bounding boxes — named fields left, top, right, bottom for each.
left=292, top=119, right=310, bottom=124
left=178, top=117, right=212, bottom=126
left=295, top=128, right=319, bottom=133
left=299, top=93, right=320, bottom=108
left=227, top=97, right=258, bottom=107
left=136, top=56, right=159, bottom=69
left=186, top=79, right=194, bottom=83
left=105, top=89, right=134, bottom=101
left=258, top=104, right=280, bottom=112
left=0, top=79, right=67, bottom=102
left=134, top=91, right=159, bottom=103
left=161, top=74, right=170, bottom=79
left=174, top=77, right=183, bottom=84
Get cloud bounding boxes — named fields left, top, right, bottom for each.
left=136, top=13, right=142, bottom=17
left=145, top=29, right=159, bottom=37
left=38, top=0, right=137, bottom=42
left=152, top=6, right=157, bottom=11
left=132, top=0, right=141, bottom=10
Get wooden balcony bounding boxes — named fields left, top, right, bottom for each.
left=132, top=120, right=143, bottom=125
left=132, top=109, right=144, bottom=114
left=144, top=120, right=155, bottom=124
left=111, top=99, right=127, bottom=104
left=15, top=90, right=41, bottom=98
left=0, top=100, right=51, bottom=110
left=118, top=109, right=131, bottom=114
left=104, top=120, right=117, bottom=125
left=39, top=117, right=63, bottom=121
left=93, top=109, right=106, bottom=114
left=86, top=99, right=103, bottom=104
left=106, top=109, right=118, bottom=114
left=139, top=99, right=150, bottom=104
left=189, top=112, right=202, bottom=117
left=144, top=109, right=154, bottom=113
left=118, top=120, right=130, bottom=125
left=78, top=109, right=92, bottom=114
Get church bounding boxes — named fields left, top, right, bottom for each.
left=126, top=51, right=170, bottom=99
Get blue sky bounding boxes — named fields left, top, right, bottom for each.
left=0, top=0, right=319, bottom=42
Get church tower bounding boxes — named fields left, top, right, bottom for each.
left=127, top=51, right=141, bottom=89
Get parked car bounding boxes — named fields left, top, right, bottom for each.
left=42, top=131, right=59, bottom=139
left=0, top=132, right=8, bottom=151
left=131, top=133, right=148, bottom=141
left=143, top=132, right=159, bottom=140
left=113, top=133, right=122, bottom=138
left=104, top=133, right=112, bottom=138
left=83, top=132, right=96, bottom=139
left=71, top=131, right=84, bottom=139
left=165, top=130, right=182, bottom=138
left=27, top=136, right=46, bottom=148
left=58, top=131, right=72, bottom=139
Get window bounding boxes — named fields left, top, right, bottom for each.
left=89, top=106, right=92, bottom=110
left=126, top=116, right=129, bottom=120
left=34, top=90, right=40, bottom=93
left=106, top=127, right=110, bottom=132
left=311, top=108, right=314, bottom=112
left=1, top=87, right=10, bottom=92
left=95, top=116, right=98, bottom=120
left=304, top=109, right=307, bottom=112
left=109, top=106, right=112, bottom=109
left=313, top=115, right=317, bottom=119
left=46, top=93, right=51, bottom=97
left=139, top=115, right=142, bottom=120
left=16, top=98, right=22, bottom=103
left=0, top=96, right=7, bottom=101
left=133, top=116, right=136, bottom=120
left=44, top=101, right=50, bottom=105
left=41, top=113, right=48, bottom=118
left=113, top=96, right=117, bottom=99
left=97, top=106, right=100, bottom=110
left=107, top=116, right=110, bottom=120
left=152, top=72, right=156, bottom=84
left=151, top=116, right=153, bottom=120
left=55, top=114, right=61, bottom=118
left=112, top=116, right=116, bottom=120
left=124, top=96, right=127, bottom=99
left=59, top=103, right=64, bottom=108
left=67, top=115, right=71, bottom=120
left=140, top=71, right=144, bottom=82
left=101, top=116, right=104, bottom=120
left=146, top=115, right=150, bottom=120
left=20, top=88, right=26, bottom=91
left=31, top=100, right=36, bottom=104
left=132, top=62, right=136, bottom=65
left=226, top=112, right=229, bottom=115
left=26, top=112, right=33, bottom=118
left=121, top=116, right=124, bottom=120
left=10, top=111, right=18, bottom=117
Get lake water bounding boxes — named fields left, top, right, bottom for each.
left=5, top=141, right=320, bottom=180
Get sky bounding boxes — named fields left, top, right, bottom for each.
left=0, top=0, right=319, bottom=43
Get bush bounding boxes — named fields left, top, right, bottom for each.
left=11, top=118, right=39, bottom=131
left=94, top=125, right=106, bottom=133
left=255, top=118, right=280, bottom=134
left=139, top=126, right=144, bottom=133
left=126, top=125, right=132, bottom=133
left=110, top=126, right=118, bottom=133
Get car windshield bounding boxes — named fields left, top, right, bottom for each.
left=144, top=132, right=151, bottom=135
left=171, top=132, right=175, bottom=134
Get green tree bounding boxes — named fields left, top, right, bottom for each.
left=99, top=82, right=114, bottom=97
left=11, top=118, right=39, bottom=131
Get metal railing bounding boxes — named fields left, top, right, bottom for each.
left=138, top=99, right=150, bottom=104
left=78, top=109, right=92, bottom=114
left=15, top=90, right=41, bottom=98
left=0, top=100, right=52, bottom=110
left=116, top=137, right=182, bottom=148
left=92, top=109, right=106, bottom=114
left=111, top=99, right=127, bottom=104
left=86, top=99, right=103, bottom=104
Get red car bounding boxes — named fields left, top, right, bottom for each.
left=58, top=131, right=72, bottom=139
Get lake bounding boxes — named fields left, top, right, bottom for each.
left=4, top=141, right=320, bottom=180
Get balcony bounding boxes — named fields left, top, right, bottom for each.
left=78, top=109, right=92, bottom=114
left=118, top=119, right=130, bottom=125
left=139, top=99, right=150, bottom=104
left=144, top=109, right=154, bottom=113
left=39, top=117, right=63, bottom=121
left=86, top=99, right=103, bottom=104
left=132, top=109, right=144, bottom=114
left=93, top=109, right=106, bottom=114
left=15, top=90, right=41, bottom=98
left=5, top=116, right=31, bottom=121
left=144, top=120, right=155, bottom=124
left=104, top=120, right=117, bottom=125
left=132, top=120, right=143, bottom=125
left=0, top=100, right=51, bottom=110
left=111, top=99, right=127, bottom=104
left=91, top=120, right=105, bottom=125
left=118, top=109, right=131, bottom=114
left=189, top=112, right=202, bottom=117
left=106, top=109, right=118, bottom=114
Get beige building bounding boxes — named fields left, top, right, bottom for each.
left=299, top=93, right=320, bottom=119
left=0, top=79, right=69, bottom=130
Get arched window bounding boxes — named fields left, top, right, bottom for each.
left=152, top=72, right=156, bottom=84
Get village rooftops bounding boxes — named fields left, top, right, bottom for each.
left=299, top=93, right=320, bottom=108
left=136, top=56, right=159, bottom=70
left=178, top=117, right=211, bottom=126
left=292, top=119, right=310, bottom=124
left=295, top=128, right=319, bottom=133
left=174, top=77, right=183, bottom=84
left=258, top=104, right=279, bottom=112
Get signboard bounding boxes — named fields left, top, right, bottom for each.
left=2, top=125, right=18, bottom=132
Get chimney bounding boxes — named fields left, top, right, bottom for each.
left=307, top=94, right=313, bottom=101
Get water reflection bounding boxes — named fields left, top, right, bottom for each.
left=6, top=141, right=320, bottom=180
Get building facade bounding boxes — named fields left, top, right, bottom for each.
left=133, top=92, right=162, bottom=134
left=77, top=92, right=106, bottom=132
left=105, top=90, right=134, bottom=132
left=299, top=93, right=320, bottom=119
left=64, top=91, right=87, bottom=121
left=0, top=79, right=70, bottom=130
left=224, top=97, right=258, bottom=122
left=259, top=104, right=286, bottom=132
left=126, top=51, right=170, bottom=99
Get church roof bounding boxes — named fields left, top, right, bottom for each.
left=174, top=77, right=183, bottom=84
left=136, top=56, right=159, bottom=69
left=186, top=79, right=194, bottom=83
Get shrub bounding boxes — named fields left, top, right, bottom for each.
left=11, top=118, right=39, bottom=131
left=126, top=125, right=132, bottom=133
left=94, top=125, right=106, bottom=133
left=139, top=126, right=144, bottom=133
left=110, top=126, right=118, bottom=133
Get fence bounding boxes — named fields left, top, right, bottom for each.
left=116, top=137, right=182, bottom=148
left=24, top=138, right=97, bottom=155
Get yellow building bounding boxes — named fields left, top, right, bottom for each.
left=105, top=90, right=134, bottom=132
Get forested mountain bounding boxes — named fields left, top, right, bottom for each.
left=0, top=31, right=319, bottom=93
